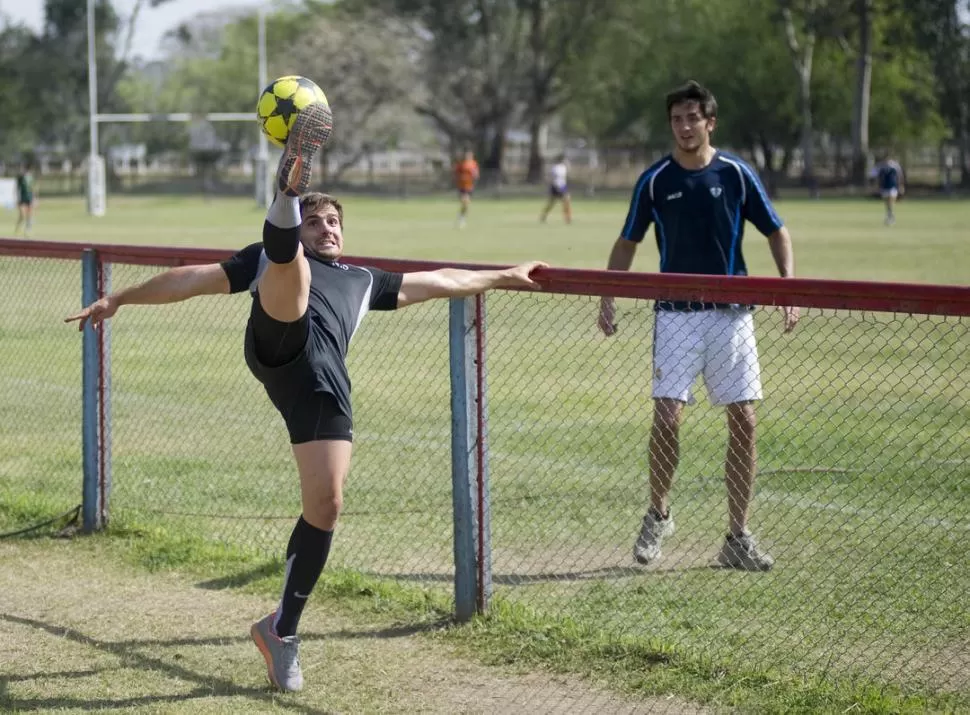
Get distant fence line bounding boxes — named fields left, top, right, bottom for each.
left=6, top=141, right=966, bottom=198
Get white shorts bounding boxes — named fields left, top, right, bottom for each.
left=881, top=188, right=899, bottom=199
left=652, top=309, right=762, bottom=406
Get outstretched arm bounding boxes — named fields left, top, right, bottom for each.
left=64, top=262, right=231, bottom=331
left=397, top=261, right=547, bottom=308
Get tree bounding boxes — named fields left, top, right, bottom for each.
left=363, top=0, right=530, bottom=177
left=519, top=0, right=612, bottom=182
left=19, top=0, right=174, bottom=157
left=282, top=7, right=426, bottom=181
left=849, top=0, right=873, bottom=184
left=0, top=24, right=36, bottom=157
left=903, top=0, right=970, bottom=186
left=777, top=0, right=828, bottom=184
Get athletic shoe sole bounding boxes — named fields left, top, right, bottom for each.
left=277, top=102, right=333, bottom=197
left=250, top=620, right=281, bottom=689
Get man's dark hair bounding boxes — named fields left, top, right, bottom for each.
left=665, top=80, right=718, bottom=119
left=300, top=192, right=343, bottom=227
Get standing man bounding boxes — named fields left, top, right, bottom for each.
left=597, top=80, right=799, bottom=572
left=14, top=161, right=36, bottom=237
left=66, top=103, right=546, bottom=692
left=873, top=153, right=905, bottom=225
left=539, top=153, right=572, bottom=225
left=454, top=149, right=480, bottom=228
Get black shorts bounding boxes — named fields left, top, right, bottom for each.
left=244, top=300, right=353, bottom=444
left=549, top=185, right=568, bottom=198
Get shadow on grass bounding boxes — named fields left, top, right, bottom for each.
left=0, top=613, right=331, bottom=714
left=358, top=563, right=721, bottom=586
left=195, top=560, right=283, bottom=590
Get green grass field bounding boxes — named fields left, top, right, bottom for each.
left=2, top=194, right=969, bottom=712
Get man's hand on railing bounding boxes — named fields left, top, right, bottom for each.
left=64, top=296, right=119, bottom=332
left=598, top=297, right=617, bottom=336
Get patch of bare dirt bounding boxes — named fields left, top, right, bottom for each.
left=0, top=539, right=711, bottom=714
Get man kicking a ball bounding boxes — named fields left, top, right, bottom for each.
left=66, top=102, right=546, bottom=692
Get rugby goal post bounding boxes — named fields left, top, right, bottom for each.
left=90, top=112, right=274, bottom=214
left=85, top=2, right=273, bottom=215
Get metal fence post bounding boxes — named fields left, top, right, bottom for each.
left=81, top=249, right=111, bottom=532
left=449, top=295, right=492, bottom=621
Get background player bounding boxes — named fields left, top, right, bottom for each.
left=597, top=80, right=799, bottom=572
left=14, top=161, right=36, bottom=237
left=539, top=153, right=572, bottom=224
left=873, top=153, right=905, bottom=225
left=454, top=149, right=480, bottom=228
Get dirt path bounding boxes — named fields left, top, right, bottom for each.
left=0, top=538, right=708, bottom=714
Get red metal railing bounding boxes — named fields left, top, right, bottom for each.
left=2, top=238, right=968, bottom=314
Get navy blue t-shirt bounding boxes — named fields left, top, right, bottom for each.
left=876, top=161, right=902, bottom=190
left=620, top=151, right=783, bottom=310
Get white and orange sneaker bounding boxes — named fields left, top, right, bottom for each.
left=251, top=612, right=304, bottom=692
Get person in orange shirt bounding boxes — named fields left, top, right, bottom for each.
left=454, top=150, right=480, bottom=228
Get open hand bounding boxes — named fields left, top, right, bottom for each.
left=503, top=261, right=548, bottom=288
left=64, top=296, right=119, bottom=332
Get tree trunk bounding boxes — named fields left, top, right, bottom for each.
left=525, top=0, right=547, bottom=184
left=780, top=145, right=794, bottom=177
left=484, top=119, right=508, bottom=180
left=850, top=0, right=873, bottom=185
left=526, top=113, right=545, bottom=183
left=799, top=75, right=815, bottom=184
left=960, top=102, right=970, bottom=187
left=961, top=137, right=970, bottom=188
left=780, top=6, right=816, bottom=187
left=758, top=137, right=778, bottom=197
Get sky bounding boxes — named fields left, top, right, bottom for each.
left=0, top=0, right=265, bottom=60
left=1, top=0, right=966, bottom=59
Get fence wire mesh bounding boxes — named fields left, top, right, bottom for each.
left=0, top=256, right=82, bottom=534
left=485, top=293, right=969, bottom=699
left=1, top=252, right=968, bottom=710
left=103, top=264, right=455, bottom=581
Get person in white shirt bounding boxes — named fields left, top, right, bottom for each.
left=540, top=154, right=572, bottom=224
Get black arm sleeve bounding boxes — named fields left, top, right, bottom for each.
left=220, top=243, right=264, bottom=294
left=367, top=268, right=404, bottom=311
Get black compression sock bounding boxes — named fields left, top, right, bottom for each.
left=273, top=517, right=333, bottom=637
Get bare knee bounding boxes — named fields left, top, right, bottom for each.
left=304, top=493, right=343, bottom=530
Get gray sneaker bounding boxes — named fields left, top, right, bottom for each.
left=717, top=531, right=774, bottom=572
left=276, top=101, right=333, bottom=197
left=251, top=612, right=304, bottom=692
left=633, top=509, right=675, bottom=564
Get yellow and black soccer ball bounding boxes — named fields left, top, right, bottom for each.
left=256, top=75, right=329, bottom=148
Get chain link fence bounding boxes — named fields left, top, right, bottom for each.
left=0, top=255, right=82, bottom=532
left=1, top=245, right=967, bottom=710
